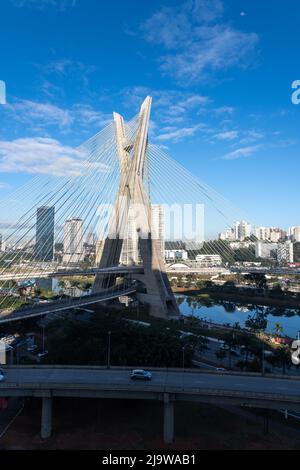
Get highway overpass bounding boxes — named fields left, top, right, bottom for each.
left=0, top=285, right=138, bottom=325
left=0, top=366, right=300, bottom=443
left=0, top=265, right=144, bottom=282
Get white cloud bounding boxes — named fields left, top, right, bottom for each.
left=141, top=0, right=258, bottom=83
left=7, top=99, right=73, bottom=129
left=214, top=130, right=238, bottom=141
left=73, top=104, right=111, bottom=128
left=156, top=125, right=202, bottom=142
left=0, top=137, right=108, bottom=176
left=5, top=99, right=111, bottom=133
left=222, top=145, right=261, bottom=160
left=239, top=130, right=265, bottom=144
left=214, top=106, right=236, bottom=115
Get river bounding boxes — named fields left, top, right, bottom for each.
left=177, top=295, right=300, bottom=338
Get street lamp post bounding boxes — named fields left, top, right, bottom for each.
left=107, top=330, right=111, bottom=369
left=182, top=346, right=185, bottom=371
left=42, top=326, right=46, bottom=352
left=261, top=334, right=265, bottom=376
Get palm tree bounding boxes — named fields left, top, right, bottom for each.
left=274, top=323, right=284, bottom=338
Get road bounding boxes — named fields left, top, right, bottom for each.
left=2, top=366, right=300, bottom=442
left=0, top=285, right=137, bottom=324
left=1, top=367, right=300, bottom=405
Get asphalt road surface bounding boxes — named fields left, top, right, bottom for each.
left=1, top=368, right=300, bottom=399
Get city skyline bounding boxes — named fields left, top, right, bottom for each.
left=0, top=0, right=299, bottom=230
left=1, top=1, right=300, bottom=455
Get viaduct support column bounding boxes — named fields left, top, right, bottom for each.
left=163, top=393, right=174, bottom=444
left=41, top=396, right=52, bottom=439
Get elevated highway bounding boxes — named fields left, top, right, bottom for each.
left=0, top=284, right=138, bottom=324
left=0, top=366, right=299, bottom=443
left=0, top=265, right=144, bottom=282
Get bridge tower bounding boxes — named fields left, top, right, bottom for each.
left=93, top=97, right=179, bottom=317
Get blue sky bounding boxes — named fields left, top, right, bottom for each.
left=0, top=0, right=299, bottom=230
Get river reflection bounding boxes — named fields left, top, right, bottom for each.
left=177, top=295, right=300, bottom=337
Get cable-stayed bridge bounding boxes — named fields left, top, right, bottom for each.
left=0, top=283, right=139, bottom=325
left=0, top=96, right=277, bottom=323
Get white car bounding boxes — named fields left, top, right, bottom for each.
left=0, top=369, right=5, bottom=382
left=130, top=369, right=152, bottom=381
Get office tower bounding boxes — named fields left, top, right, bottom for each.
left=35, top=206, right=55, bottom=262
left=63, top=218, right=84, bottom=264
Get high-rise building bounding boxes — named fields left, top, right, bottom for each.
left=288, top=226, right=300, bottom=242
left=219, top=228, right=236, bottom=241
left=234, top=221, right=252, bottom=241
left=255, top=227, right=286, bottom=242
left=151, top=204, right=165, bottom=258
left=277, top=241, right=294, bottom=264
left=255, top=227, right=270, bottom=241
left=35, top=206, right=55, bottom=262
left=63, top=218, right=84, bottom=264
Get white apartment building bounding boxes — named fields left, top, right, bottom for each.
left=255, top=227, right=286, bottom=242
left=219, top=228, right=236, bottom=241
left=234, top=221, right=252, bottom=241
left=165, top=249, right=188, bottom=261
left=255, top=241, right=278, bottom=259
left=277, top=240, right=294, bottom=264
left=195, top=254, right=222, bottom=267
left=63, top=218, right=84, bottom=264
left=288, top=226, right=300, bottom=242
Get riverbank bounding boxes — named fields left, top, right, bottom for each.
left=173, top=287, right=300, bottom=310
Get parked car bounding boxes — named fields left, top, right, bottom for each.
left=0, top=369, right=4, bottom=382
left=130, top=369, right=152, bottom=381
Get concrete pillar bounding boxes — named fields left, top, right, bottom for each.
left=41, top=396, right=52, bottom=439
left=163, top=393, right=174, bottom=444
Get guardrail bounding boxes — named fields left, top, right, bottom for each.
left=1, top=364, right=300, bottom=380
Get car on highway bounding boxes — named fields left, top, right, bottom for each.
left=215, top=367, right=227, bottom=372
left=0, top=369, right=4, bottom=382
left=130, top=369, right=152, bottom=381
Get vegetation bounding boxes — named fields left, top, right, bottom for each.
left=44, top=310, right=208, bottom=367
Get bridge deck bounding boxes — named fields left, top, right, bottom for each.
left=0, top=367, right=299, bottom=409
left=0, top=286, right=137, bottom=324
